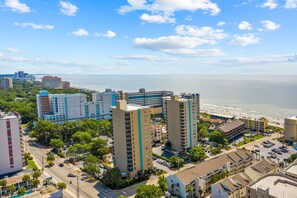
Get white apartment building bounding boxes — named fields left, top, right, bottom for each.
left=92, top=88, right=118, bottom=119
left=166, top=95, right=198, bottom=151
left=37, top=90, right=101, bottom=123
left=0, top=112, right=23, bottom=176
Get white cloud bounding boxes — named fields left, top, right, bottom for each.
left=59, top=1, right=78, bottom=16
left=118, top=0, right=220, bottom=16
left=0, top=53, right=4, bottom=58
left=133, top=36, right=224, bottom=57
left=72, top=28, right=89, bottom=36
left=185, top=16, right=192, bottom=21
left=261, top=0, right=277, bottom=9
left=5, top=47, right=19, bottom=53
left=140, top=13, right=175, bottom=24
left=95, top=30, right=116, bottom=38
left=229, top=34, right=259, bottom=46
left=113, top=54, right=177, bottom=62
left=175, top=25, right=228, bottom=40
left=5, top=0, right=31, bottom=13
left=238, top=21, right=253, bottom=30
left=261, top=20, right=280, bottom=30
left=14, top=22, right=54, bottom=30
left=217, top=21, right=226, bottom=27
left=285, top=0, right=297, bottom=8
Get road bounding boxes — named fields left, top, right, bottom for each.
left=25, top=135, right=102, bottom=198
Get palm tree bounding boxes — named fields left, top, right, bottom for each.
left=7, top=184, right=16, bottom=196
left=186, top=185, right=194, bottom=198
left=0, top=179, right=7, bottom=197
left=22, top=174, right=31, bottom=188
left=32, top=179, right=40, bottom=188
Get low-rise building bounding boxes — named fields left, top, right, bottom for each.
left=167, top=149, right=253, bottom=198
left=219, top=120, right=245, bottom=141
left=246, top=173, right=297, bottom=198
left=240, top=117, right=268, bottom=132
left=211, top=159, right=277, bottom=198
left=211, top=172, right=252, bottom=198
left=1, top=77, right=13, bottom=89
left=284, top=116, right=297, bottom=141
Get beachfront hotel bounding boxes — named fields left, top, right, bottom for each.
left=284, top=116, right=297, bottom=141
left=92, top=88, right=119, bottom=119
left=0, top=112, right=24, bottom=176
left=111, top=100, right=152, bottom=178
left=37, top=90, right=101, bottom=123
left=165, top=95, right=198, bottom=151
left=240, top=117, right=268, bottom=132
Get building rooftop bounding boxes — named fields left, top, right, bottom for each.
left=5, top=173, right=33, bottom=185
left=219, top=120, right=244, bottom=133
left=249, top=159, right=277, bottom=174
left=111, top=100, right=150, bottom=111
left=174, top=150, right=253, bottom=185
left=213, top=172, right=252, bottom=193
left=288, top=116, right=297, bottom=120
left=248, top=174, right=297, bottom=198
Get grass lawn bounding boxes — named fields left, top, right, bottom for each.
left=237, top=134, right=265, bottom=146
left=26, top=160, right=37, bottom=170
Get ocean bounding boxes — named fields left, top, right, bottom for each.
left=44, top=75, right=297, bottom=123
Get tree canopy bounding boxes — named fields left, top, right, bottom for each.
left=189, top=145, right=207, bottom=162
left=135, top=184, right=163, bottom=198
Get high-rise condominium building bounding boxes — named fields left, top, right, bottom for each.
left=285, top=116, right=297, bottom=141
left=121, top=88, right=173, bottom=108
left=37, top=90, right=101, bottom=123
left=1, top=77, right=13, bottom=89
left=240, top=117, right=268, bottom=132
left=41, top=76, right=62, bottom=89
left=166, top=95, right=198, bottom=151
left=180, top=93, right=200, bottom=118
left=0, top=112, right=23, bottom=175
left=111, top=100, right=152, bottom=178
left=92, top=88, right=119, bottom=119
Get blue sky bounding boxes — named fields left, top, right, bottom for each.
left=0, top=0, right=297, bottom=74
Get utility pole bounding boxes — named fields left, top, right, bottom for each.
left=76, top=176, right=79, bottom=198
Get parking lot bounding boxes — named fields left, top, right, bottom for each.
left=252, top=140, right=297, bottom=163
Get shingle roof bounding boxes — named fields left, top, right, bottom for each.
left=175, top=150, right=253, bottom=185
left=219, top=120, right=244, bottom=133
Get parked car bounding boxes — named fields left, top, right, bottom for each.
left=68, top=173, right=77, bottom=177
left=255, top=149, right=260, bottom=153
left=59, top=163, right=64, bottom=167
left=270, top=155, right=277, bottom=159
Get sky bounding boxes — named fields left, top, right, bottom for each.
left=0, top=0, right=297, bottom=75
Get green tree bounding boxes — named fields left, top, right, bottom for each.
left=47, top=154, right=55, bottom=162
left=157, top=175, right=168, bottom=192
left=0, top=179, right=7, bottom=187
left=7, top=184, right=16, bottom=196
left=186, top=185, right=194, bottom=198
left=83, top=155, right=101, bottom=178
left=32, top=179, right=40, bottom=187
left=135, top=184, right=163, bottom=198
left=169, top=156, right=184, bottom=168
left=22, top=174, right=31, bottom=187
left=50, top=139, right=64, bottom=151
left=72, top=131, right=92, bottom=144
left=118, top=195, right=126, bottom=198
left=57, top=182, right=67, bottom=191
left=101, top=168, right=123, bottom=189
left=197, top=126, right=209, bottom=140
left=189, top=145, right=207, bottom=162
left=97, top=120, right=112, bottom=137
left=89, top=138, right=108, bottom=159
left=17, top=187, right=27, bottom=196
left=209, top=130, right=227, bottom=145
left=33, top=170, right=42, bottom=179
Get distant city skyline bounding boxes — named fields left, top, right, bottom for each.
left=0, top=0, right=297, bottom=74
